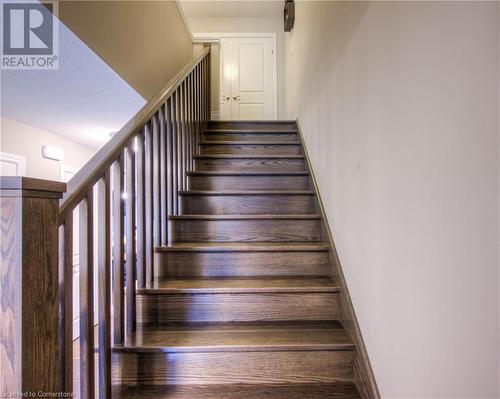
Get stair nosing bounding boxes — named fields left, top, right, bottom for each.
left=112, top=343, right=354, bottom=354
left=154, top=243, right=329, bottom=253
left=169, top=214, right=321, bottom=220
left=187, top=171, right=309, bottom=176
left=204, top=129, right=298, bottom=134
left=194, top=154, right=304, bottom=159
left=200, top=141, right=301, bottom=145
left=178, top=190, right=315, bottom=196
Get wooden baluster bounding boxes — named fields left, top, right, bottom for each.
left=201, top=59, right=205, bottom=122
left=179, top=82, right=186, bottom=190
left=189, top=73, right=195, bottom=169
left=164, top=99, right=173, bottom=233
left=112, top=158, right=124, bottom=345
left=159, top=106, right=168, bottom=245
left=185, top=76, right=191, bottom=172
left=79, top=191, right=95, bottom=399
left=125, top=145, right=136, bottom=337
left=59, top=214, right=73, bottom=394
left=135, top=133, right=146, bottom=288
left=207, top=52, right=212, bottom=121
left=97, top=173, right=111, bottom=399
left=152, top=115, right=161, bottom=246
left=171, top=91, right=178, bottom=215
left=197, top=64, right=201, bottom=153
left=144, top=124, right=153, bottom=285
left=175, top=89, right=182, bottom=210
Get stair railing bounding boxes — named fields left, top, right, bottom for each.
left=56, top=47, right=210, bottom=398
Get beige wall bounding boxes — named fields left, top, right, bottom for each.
left=59, top=1, right=193, bottom=100
left=187, top=17, right=286, bottom=119
left=285, top=1, right=499, bottom=397
left=0, top=117, right=95, bottom=181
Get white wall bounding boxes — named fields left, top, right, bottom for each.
left=285, top=1, right=499, bottom=398
left=187, top=17, right=286, bottom=119
left=0, top=117, right=95, bottom=181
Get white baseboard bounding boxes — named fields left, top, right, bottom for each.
left=211, top=111, right=220, bottom=120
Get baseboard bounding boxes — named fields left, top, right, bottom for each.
left=295, top=119, right=380, bottom=399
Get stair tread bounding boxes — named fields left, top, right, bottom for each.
left=195, top=154, right=304, bottom=159
left=201, top=141, right=301, bottom=145
left=139, top=277, right=339, bottom=294
left=114, top=321, right=352, bottom=352
left=170, top=214, right=321, bottom=220
left=204, top=129, right=297, bottom=134
left=179, top=190, right=314, bottom=195
left=113, top=383, right=361, bottom=398
left=188, top=170, right=309, bottom=175
left=155, top=242, right=330, bottom=252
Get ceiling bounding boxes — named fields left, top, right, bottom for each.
left=179, top=0, right=283, bottom=18
left=1, top=17, right=145, bottom=150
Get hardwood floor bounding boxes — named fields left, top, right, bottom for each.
left=112, top=121, right=361, bottom=398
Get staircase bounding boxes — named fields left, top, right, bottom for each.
left=112, top=121, right=362, bottom=398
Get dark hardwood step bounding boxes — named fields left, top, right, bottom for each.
left=169, top=214, right=322, bottom=243
left=155, top=242, right=330, bottom=252
left=113, top=349, right=353, bottom=385
left=113, top=383, right=361, bottom=399
left=179, top=190, right=316, bottom=215
left=140, top=277, right=339, bottom=294
left=137, top=277, right=340, bottom=323
left=188, top=171, right=310, bottom=190
left=154, top=242, right=331, bottom=278
left=208, top=120, right=297, bottom=130
left=195, top=155, right=305, bottom=172
left=200, top=141, right=302, bottom=155
left=115, top=321, right=352, bottom=352
left=203, top=131, right=298, bottom=142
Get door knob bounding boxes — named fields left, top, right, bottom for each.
left=233, top=95, right=241, bottom=101
left=222, top=95, right=230, bottom=101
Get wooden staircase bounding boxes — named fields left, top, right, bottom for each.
left=112, top=121, right=362, bottom=398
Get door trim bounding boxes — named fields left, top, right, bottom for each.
left=0, top=151, right=26, bottom=176
left=193, top=32, right=278, bottom=120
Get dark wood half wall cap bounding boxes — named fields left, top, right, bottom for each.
left=0, top=176, right=67, bottom=198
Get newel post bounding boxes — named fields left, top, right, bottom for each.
left=0, top=177, right=66, bottom=396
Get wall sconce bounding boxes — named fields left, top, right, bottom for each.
left=42, top=145, right=64, bottom=161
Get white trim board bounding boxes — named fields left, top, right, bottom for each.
left=0, top=152, right=26, bottom=176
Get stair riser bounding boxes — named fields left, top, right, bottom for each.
left=195, top=158, right=306, bottom=172
left=180, top=195, right=315, bottom=215
left=203, top=133, right=298, bottom=142
left=113, top=350, right=353, bottom=385
left=155, top=251, right=331, bottom=278
left=208, top=122, right=297, bottom=130
left=188, top=175, right=310, bottom=190
left=112, top=384, right=361, bottom=399
left=170, top=219, right=322, bottom=242
left=200, top=143, right=302, bottom=155
left=138, top=292, right=339, bottom=323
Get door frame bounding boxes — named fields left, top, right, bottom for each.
left=193, top=32, right=278, bottom=120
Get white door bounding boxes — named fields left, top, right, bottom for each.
left=220, top=37, right=276, bottom=120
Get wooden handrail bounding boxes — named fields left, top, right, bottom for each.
left=59, top=48, right=209, bottom=222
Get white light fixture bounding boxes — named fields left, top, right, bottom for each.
left=42, top=145, right=64, bottom=161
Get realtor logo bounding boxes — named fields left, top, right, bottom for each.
left=1, top=0, right=59, bottom=69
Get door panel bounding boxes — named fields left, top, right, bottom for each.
left=220, top=36, right=276, bottom=120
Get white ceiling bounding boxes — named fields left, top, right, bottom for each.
left=1, top=17, right=145, bottom=150
left=180, top=0, right=283, bottom=18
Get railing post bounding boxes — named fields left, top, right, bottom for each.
left=0, top=177, right=66, bottom=396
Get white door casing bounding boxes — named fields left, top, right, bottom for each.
left=0, top=152, right=26, bottom=176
